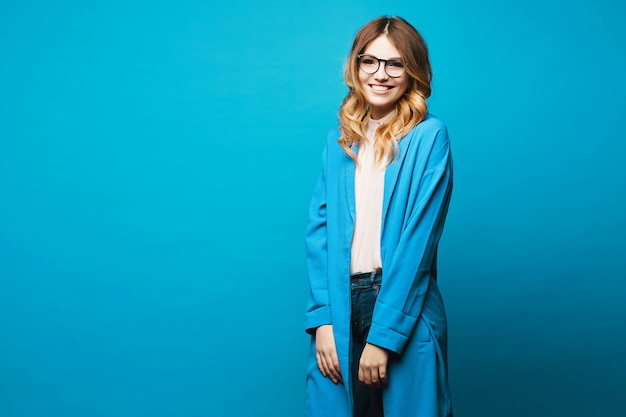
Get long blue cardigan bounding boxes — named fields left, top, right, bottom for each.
left=305, top=114, right=454, bottom=417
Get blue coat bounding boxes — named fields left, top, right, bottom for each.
left=305, top=114, right=454, bottom=417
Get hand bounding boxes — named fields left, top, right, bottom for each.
left=358, top=343, right=389, bottom=388
left=315, top=325, right=343, bottom=384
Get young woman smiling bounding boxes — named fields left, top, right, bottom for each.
left=305, top=16, right=454, bottom=417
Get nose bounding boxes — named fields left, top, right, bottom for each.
left=374, top=62, right=389, bottom=80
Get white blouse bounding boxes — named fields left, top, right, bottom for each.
left=350, top=111, right=395, bottom=274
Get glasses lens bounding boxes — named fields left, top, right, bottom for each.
left=385, top=60, right=405, bottom=77
left=358, top=55, right=379, bottom=74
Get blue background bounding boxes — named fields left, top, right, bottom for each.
left=1, top=1, right=625, bottom=416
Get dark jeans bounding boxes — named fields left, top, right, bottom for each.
left=350, top=269, right=384, bottom=417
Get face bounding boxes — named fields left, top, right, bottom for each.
left=358, top=35, right=409, bottom=119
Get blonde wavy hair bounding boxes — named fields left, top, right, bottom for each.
left=339, top=16, right=432, bottom=163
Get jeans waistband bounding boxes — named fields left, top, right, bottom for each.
left=350, top=268, right=382, bottom=282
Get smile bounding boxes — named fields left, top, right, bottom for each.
left=370, top=85, right=393, bottom=91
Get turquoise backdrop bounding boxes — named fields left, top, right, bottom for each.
left=1, top=1, right=625, bottom=416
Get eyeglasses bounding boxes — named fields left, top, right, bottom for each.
left=357, top=54, right=406, bottom=78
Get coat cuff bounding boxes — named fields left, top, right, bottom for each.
left=305, top=305, right=332, bottom=335
left=366, top=302, right=417, bottom=354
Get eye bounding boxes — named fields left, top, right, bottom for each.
left=387, top=60, right=404, bottom=68
left=361, top=57, right=377, bottom=65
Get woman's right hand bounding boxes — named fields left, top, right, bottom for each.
left=315, top=324, right=343, bottom=384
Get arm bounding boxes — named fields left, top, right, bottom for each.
left=305, top=144, right=343, bottom=384
left=305, top=145, right=331, bottom=333
left=367, top=125, right=453, bottom=355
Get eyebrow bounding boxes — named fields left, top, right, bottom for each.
left=361, top=53, right=403, bottom=60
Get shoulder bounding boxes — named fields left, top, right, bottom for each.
left=326, top=125, right=341, bottom=145
left=411, top=113, right=448, bottom=138
left=398, top=114, right=452, bottom=171
left=324, top=125, right=348, bottom=159
left=404, top=113, right=450, bottom=150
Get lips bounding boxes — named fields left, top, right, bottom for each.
left=370, top=84, right=393, bottom=91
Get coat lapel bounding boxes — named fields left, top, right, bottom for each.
left=344, top=146, right=357, bottom=224
left=382, top=132, right=414, bottom=224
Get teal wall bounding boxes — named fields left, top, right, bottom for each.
left=1, top=1, right=625, bottom=416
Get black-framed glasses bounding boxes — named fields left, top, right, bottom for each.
left=357, top=54, right=406, bottom=78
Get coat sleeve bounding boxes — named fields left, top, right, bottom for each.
left=304, top=144, right=332, bottom=334
left=366, top=124, right=453, bottom=354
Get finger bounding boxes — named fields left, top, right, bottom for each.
left=379, top=365, right=388, bottom=387
left=319, top=351, right=339, bottom=384
left=316, top=352, right=327, bottom=377
left=369, top=367, right=381, bottom=388
left=327, top=351, right=343, bottom=383
left=359, top=364, right=374, bottom=386
left=324, top=351, right=341, bottom=383
left=359, top=364, right=382, bottom=388
left=320, top=353, right=335, bottom=382
left=358, top=364, right=367, bottom=385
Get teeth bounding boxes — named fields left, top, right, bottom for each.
left=372, top=85, right=390, bottom=91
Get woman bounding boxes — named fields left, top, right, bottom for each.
left=305, top=16, right=454, bottom=417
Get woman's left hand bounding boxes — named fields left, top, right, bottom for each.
left=358, top=343, right=389, bottom=388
